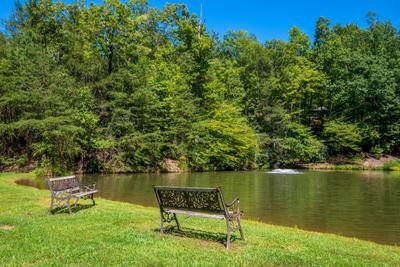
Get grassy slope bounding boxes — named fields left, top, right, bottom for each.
left=0, top=173, right=399, bottom=266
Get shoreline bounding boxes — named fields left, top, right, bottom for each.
left=1, top=172, right=399, bottom=265
left=300, top=155, right=400, bottom=171
left=14, top=173, right=398, bottom=246
left=1, top=155, right=399, bottom=174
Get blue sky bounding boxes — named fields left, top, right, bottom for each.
left=1, top=0, right=399, bottom=42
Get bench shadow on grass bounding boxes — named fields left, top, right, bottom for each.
left=154, top=225, right=239, bottom=246
left=49, top=203, right=94, bottom=215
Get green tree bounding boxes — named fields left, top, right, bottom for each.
left=322, top=120, right=362, bottom=155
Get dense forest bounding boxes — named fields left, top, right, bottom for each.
left=0, top=0, right=399, bottom=175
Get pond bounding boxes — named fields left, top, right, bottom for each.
left=18, top=170, right=400, bottom=245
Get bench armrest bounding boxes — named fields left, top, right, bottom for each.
left=83, top=183, right=96, bottom=191
left=225, top=197, right=241, bottom=215
left=226, top=197, right=239, bottom=207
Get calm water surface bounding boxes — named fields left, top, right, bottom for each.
left=18, top=170, right=400, bottom=245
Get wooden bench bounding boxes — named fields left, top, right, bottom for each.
left=153, top=186, right=244, bottom=249
left=47, top=175, right=98, bottom=214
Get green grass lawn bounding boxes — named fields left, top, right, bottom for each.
left=1, top=173, right=399, bottom=266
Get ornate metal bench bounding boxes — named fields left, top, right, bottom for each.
left=153, top=186, right=244, bottom=249
left=47, top=175, right=98, bottom=214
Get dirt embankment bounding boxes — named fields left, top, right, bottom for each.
left=361, top=155, right=398, bottom=168
left=302, top=155, right=399, bottom=170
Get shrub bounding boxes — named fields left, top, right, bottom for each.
left=0, top=155, right=28, bottom=169
left=322, top=120, right=362, bottom=156
left=256, top=123, right=326, bottom=167
left=188, top=104, right=257, bottom=171
left=383, top=160, right=400, bottom=171
left=370, top=145, right=384, bottom=158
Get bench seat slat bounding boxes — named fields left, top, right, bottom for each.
left=164, top=209, right=225, bottom=219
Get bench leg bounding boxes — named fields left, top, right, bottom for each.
left=237, top=215, right=244, bottom=240
left=74, top=196, right=79, bottom=207
left=173, top=213, right=181, bottom=231
left=91, top=194, right=95, bottom=205
left=66, top=198, right=72, bottom=214
left=48, top=195, right=54, bottom=215
left=160, top=211, right=164, bottom=235
left=226, top=219, right=231, bottom=250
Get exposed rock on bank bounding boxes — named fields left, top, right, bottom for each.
left=160, top=158, right=183, bottom=173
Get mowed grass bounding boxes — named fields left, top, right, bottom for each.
left=0, top=173, right=399, bottom=266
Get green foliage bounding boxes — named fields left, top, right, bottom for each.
left=188, top=104, right=257, bottom=171
left=370, top=146, right=384, bottom=158
left=0, top=155, right=28, bottom=169
left=1, top=0, right=400, bottom=172
left=322, top=120, right=362, bottom=155
left=282, top=123, right=326, bottom=163
left=257, top=123, right=325, bottom=167
left=383, top=160, right=400, bottom=171
left=119, top=132, right=166, bottom=172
